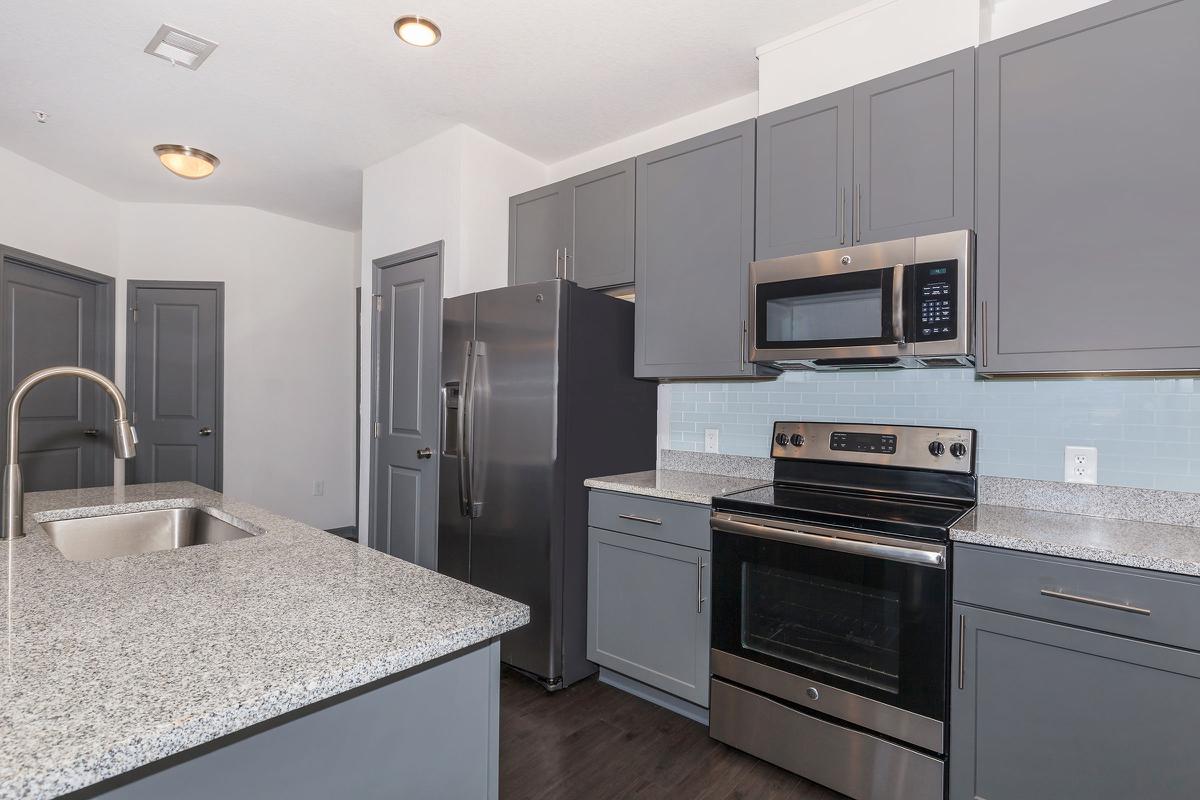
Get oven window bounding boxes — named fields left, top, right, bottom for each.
left=741, top=563, right=901, bottom=693
left=754, top=267, right=896, bottom=349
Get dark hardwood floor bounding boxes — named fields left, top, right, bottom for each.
left=499, top=669, right=846, bottom=800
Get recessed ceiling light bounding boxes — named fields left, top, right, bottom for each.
left=394, top=15, right=442, bottom=47
left=153, top=144, right=219, bottom=180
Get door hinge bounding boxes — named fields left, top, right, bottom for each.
left=373, top=294, right=383, bottom=312
left=372, top=421, right=381, bottom=439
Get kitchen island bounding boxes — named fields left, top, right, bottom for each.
left=0, top=482, right=528, bottom=800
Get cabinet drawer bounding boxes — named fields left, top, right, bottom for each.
left=955, top=544, right=1200, bottom=652
left=588, top=490, right=710, bottom=550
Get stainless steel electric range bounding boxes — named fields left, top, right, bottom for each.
left=708, top=421, right=976, bottom=800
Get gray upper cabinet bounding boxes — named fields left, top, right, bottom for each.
left=756, top=89, right=852, bottom=259
left=951, top=603, right=1200, bottom=800
left=756, top=49, right=974, bottom=260
left=853, top=48, right=974, bottom=244
left=566, top=159, right=636, bottom=289
left=508, top=182, right=569, bottom=286
left=635, top=119, right=769, bottom=379
left=976, top=0, right=1200, bottom=375
left=508, top=159, right=635, bottom=290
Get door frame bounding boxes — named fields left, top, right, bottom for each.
left=0, top=244, right=117, bottom=484
left=124, top=279, right=226, bottom=490
left=367, top=241, right=444, bottom=553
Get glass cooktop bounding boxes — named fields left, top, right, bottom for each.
left=712, top=483, right=972, bottom=542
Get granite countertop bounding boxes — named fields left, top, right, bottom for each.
left=0, top=482, right=529, bottom=800
left=584, top=469, right=768, bottom=505
left=952, top=504, right=1200, bottom=577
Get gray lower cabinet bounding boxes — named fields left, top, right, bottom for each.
left=635, top=119, right=771, bottom=379
left=586, top=496, right=710, bottom=707
left=976, top=0, right=1200, bottom=374
left=756, top=48, right=973, bottom=259
left=951, top=545, right=1200, bottom=799
left=508, top=159, right=635, bottom=290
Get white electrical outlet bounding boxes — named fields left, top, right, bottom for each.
left=313, top=480, right=325, bottom=497
left=704, top=428, right=720, bottom=453
left=1064, top=446, right=1098, bottom=484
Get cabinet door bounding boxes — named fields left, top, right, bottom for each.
left=508, top=182, right=568, bottom=286
left=853, top=48, right=974, bottom=245
left=976, top=0, right=1200, bottom=374
left=635, top=119, right=762, bottom=379
left=756, top=89, right=853, bottom=259
left=950, top=604, right=1200, bottom=800
left=566, top=159, right=636, bottom=289
left=587, top=527, right=710, bottom=706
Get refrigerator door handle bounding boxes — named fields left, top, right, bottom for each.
left=461, top=340, right=485, bottom=519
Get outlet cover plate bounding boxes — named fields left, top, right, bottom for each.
left=704, top=428, right=719, bottom=453
left=1064, top=446, right=1098, bottom=484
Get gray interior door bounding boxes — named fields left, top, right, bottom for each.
left=853, top=47, right=974, bottom=244
left=508, top=183, right=568, bottom=286
left=566, top=159, right=636, bottom=289
left=127, top=283, right=222, bottom=489
left=372, top=245, right=442, bottom=567
left=470, top=281, right=561, bottom=679
left=755, top=89, right=853, bottom=259
left=0, top=252, right=112, bottom=491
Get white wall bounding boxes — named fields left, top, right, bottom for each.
left=117, top=204, right=358, bottom=530
left=757, top=0, right=981, bottom=114
left=982, top=0, right=1109, bottom=40
left=0, top=145, right=118, bottom=274
left=357, top=124, right=546, bottom=542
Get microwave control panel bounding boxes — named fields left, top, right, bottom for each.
left=912, top=260, right=957, bottom=342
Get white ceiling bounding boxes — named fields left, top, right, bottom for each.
left=0, top=1, right=863, bottom=230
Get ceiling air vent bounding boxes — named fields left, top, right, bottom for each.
left=144, top=24, right=218, bottom=70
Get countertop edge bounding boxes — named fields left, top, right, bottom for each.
left=583, top=478, right=713, bottom=506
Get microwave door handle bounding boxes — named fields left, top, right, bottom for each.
left=891, top=264, right=906, bottom=344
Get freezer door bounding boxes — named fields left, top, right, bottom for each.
left=437, top=293, right=475, bottom=582
left=472, top=281, right=564, bottom=681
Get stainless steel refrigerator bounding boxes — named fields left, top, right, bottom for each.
left=439, top=279, right=657, bottom=689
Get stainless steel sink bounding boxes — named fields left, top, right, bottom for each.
left=40, top=507, right=256, bottom=561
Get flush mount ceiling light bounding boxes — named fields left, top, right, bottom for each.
left=153, top=144, right=219, bottom=180
left=394, top=15, right=442, bottom=47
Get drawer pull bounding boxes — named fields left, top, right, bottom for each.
left=617, top=513, right=662, bottom=526
left=1040, top=588, right=1151, bottom=616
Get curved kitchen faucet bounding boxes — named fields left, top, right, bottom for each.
left=3, top=366, right=137, bottom=540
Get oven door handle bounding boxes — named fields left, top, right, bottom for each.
left=711, top=516, right=945, bottom=569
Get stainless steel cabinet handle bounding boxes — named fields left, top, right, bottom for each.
left=696, top=556, right=705, bottom=614
left=854, top=183, right=862, bottom=242
left=1040, top=588, right=1151, bottom=616
left=981, top=301, right=988, bottom=368
left=554, top=248, right=561, bottom=279
left=958, top=614, right=966, bottom=690
left=839, top=187, right=846, bottom=245
left=564, top=246, right=572, bottom=281
left=82, top=428, right=99, bottom=437
left=617, top=513, right=662, bottom=525
left=198, top=427, right=213, bottom=436
left=416, top=447, right=433, bottom=460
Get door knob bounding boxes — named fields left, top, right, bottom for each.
left=199, top=427, right=213, bottom=437
left=416, top=447, right=433, bottom=459
left=82, top=428, right=99, bottom=437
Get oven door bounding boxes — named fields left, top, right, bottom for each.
left=710, top=513, right=947, bottom=753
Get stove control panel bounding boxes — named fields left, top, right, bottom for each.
left=771, top=421, right=975, bottom=473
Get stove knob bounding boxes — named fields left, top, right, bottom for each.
left=950, top=442, right=967, bottom=459
left=775, top=432, right=790, bottom=447
left=790, top=434, right=805, bottom=447
left=928, top=441, right=945, bottom=457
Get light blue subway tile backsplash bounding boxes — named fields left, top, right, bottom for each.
left=667, top=369, right=1200, bottom=492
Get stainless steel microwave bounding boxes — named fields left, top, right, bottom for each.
left=749, top=230, right=974, bottom=370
